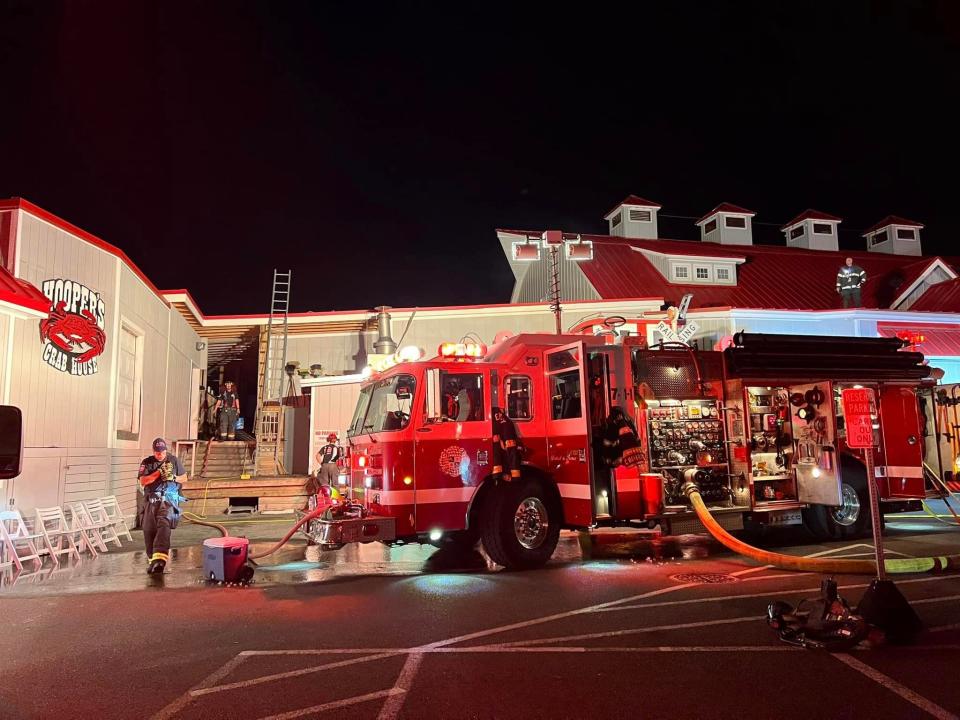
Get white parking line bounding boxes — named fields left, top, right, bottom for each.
left=256, top=688, right=404, bottom=720
left=376, top=653, right=424, bottom=720
left=834, top=653, right=959, bottom=720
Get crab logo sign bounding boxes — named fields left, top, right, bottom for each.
left=38, top=279, right=107, bottom=376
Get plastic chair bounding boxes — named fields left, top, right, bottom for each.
left=34, top=507, right=84, bottom=564
left=83, top=499, right=123, bottom=549
left=98, top=495, right=134, bottom=542
left=0, top=510, right=46, bottom=572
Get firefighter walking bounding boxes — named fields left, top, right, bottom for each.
left=214, top=381, right=241, bottom=440
left=836, top=257, right=867, bottom=308
left=138, top=438, right=186, bottom=574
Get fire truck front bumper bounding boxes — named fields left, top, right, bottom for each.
left=305, top=515, right=397, bottom=550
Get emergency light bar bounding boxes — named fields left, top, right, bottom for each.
left=439, top=342, right=487, bottom=359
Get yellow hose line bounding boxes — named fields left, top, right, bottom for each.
left=684, top=485, right=960, bottom=575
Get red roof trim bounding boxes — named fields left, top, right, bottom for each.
left=0, top=265, right=49, bottom=314
left=780, top=208, right=843, bottom=230
left=603, top=194, right=662, bottom=219
left=695, top=202, right=756, bottom=225
left=863, top=215, right=925, bottom=235
left=0, top=197, right=170, bottom=308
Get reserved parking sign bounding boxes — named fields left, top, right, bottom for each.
left=841, top=387, right=876, bottom=448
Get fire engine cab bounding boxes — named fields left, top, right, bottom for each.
left=307, top=330, right=931, bottom=570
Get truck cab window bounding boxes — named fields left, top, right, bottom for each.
left=550, top=371, right=582, bottom=420
left=357, top=374, right=416, bottom=433
left=505, top=375, right=532, bottom=420
left=439, top=372, right=485, bottom=422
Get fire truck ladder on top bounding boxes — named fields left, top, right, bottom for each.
left=254, top=269, right=291, bottom=477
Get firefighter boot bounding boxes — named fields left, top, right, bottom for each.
left=147, top=559, right=165, bottom=574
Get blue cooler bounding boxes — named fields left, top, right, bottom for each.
left=203, top=536, right=253, bottom=582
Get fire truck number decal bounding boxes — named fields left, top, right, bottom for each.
left=439, top=446, right=468, bottom=477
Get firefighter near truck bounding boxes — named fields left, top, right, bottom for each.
left=301, top=330, right=937, bottom=570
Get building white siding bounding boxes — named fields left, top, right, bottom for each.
left=3, top=209, right=202, bottom=514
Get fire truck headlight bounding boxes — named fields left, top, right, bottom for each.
left=429, top=528, right=443, bottom=542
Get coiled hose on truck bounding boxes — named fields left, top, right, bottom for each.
left=682, top=482, right=960, bottom=575
left=184, top=505, right=327, bottom=561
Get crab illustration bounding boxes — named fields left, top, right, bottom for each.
left=39, top=301, right=106, bottom=363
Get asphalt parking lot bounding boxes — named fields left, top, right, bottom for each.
left=2, top=517, right=960, bottom=720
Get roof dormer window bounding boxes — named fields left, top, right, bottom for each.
left=673, top=264, right=690, bottom=280
left=813, top=223, right=833, bottom=235
left=870, top=231, right=888, bottom=246
left=695, top=266, right=710, bottom=280
left=716, top=267, right=731, bottom=281
left=789, top=226, right=803, bottom=240
left=725, top=216, right=746, bottom=228
left=629, top=209, right=652, bottom=222
left=611, top=212, right=622, bottom=228
left=896, top=228, right=916, bottom=240
left=704, top=219, right=717, bottom=234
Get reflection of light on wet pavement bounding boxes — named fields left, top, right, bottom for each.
left=403, top=574, right=494, bottom=597
left=264, top=560, right=328, bottom=572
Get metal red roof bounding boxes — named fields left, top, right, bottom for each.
left=780, top=209, right=843, bottom=230
left=863, top=215, right=925, bottom=235
left=569, top=234, right=960, bottom=311
left=877, top=322, right=960, bottom=357
left=0, top=264, right=49, bottom=313
left=695, top=202, right=755, bottom=224
left=603, top=195, right=662, bottom=218
left=906, top=278, right=960, bottom=313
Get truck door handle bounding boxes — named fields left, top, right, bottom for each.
left=416, top=427, right=432, bottom=433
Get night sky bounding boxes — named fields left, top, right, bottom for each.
left=1, top=1, right=958, bottom=315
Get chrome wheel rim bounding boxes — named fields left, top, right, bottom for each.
left=514, top=497, right=549, bottom=549
left=831, top=483, right=861, bottom=526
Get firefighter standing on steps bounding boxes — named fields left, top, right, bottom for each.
left=315, top=433, right=343, bottom=488
left=214, top=381, right=241, bottom=440
left=138, top=438, right=186, bottom=574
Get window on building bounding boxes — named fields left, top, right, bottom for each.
left=439, top=371, right=484, bottom=422
left=813, top=223, right=833, bottom=235
left=672, top=264, right=690, bottom=280
left=870, top=231, right=888, bottom=246
left=695, top=266, right=710, bottom=280
left=704, top=219, right=717, bottom=234
left=505, top=375, right=532, bottom=420
left=116, top=323, right=144, bottom=441
left=789, top=226, right=803, bottom=240
left=896, top=228, right=917, bottom=240
left=611, top=212, right=622, bottom=228
left=629, top=209, right=652, bottom=222
left=716, top=267, right=731, bottom=281
left=724, top=216, right=746, bottom=228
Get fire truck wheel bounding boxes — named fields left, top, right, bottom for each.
left=802, top=456, right=874, bottom=540
left=481, top=479, right=561, bottom=570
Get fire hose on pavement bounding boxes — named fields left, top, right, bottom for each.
left=682, top=482, right=960, bottom=575
left=185, top=505, right=327, bottom=561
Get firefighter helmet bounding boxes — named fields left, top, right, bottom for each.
left=327, top=432, right=338, bottom=442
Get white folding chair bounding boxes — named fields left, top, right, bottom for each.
left=67, top=503, right=108, bottom=556
left=99, top=495, right=134, bottom=542
left=34, top=507, right=84, bottom=564
left=0, top=510, right=46, bottom=572
left=83, top=499, right=123, bottom=549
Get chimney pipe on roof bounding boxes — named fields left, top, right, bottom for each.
left=373, top=306, right=397, bottom=355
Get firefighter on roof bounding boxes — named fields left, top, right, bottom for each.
left=138, top=438, right=186, bottom=574
left=837, top=257, right=867, bottom=308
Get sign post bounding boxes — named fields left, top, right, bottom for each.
left=840, top=387, right=885, bottom=579
left=841, top=387, right=922, bottom=642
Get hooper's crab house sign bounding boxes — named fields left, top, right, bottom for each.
left=38, top=278, right=107, bottom=376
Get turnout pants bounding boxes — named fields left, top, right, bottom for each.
left=219, top=407, right=238, bottom=439
left=841, top=288, right=861, bottom=308
left=317, top=462, right=339, bottom=485
left=142, top=500, right=172, bottom=564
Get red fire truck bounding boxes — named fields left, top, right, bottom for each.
left=307, top=331, right=931, bottom=569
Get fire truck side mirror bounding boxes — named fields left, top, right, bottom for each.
left=0, top=405, right=24, bottom=480
left=425, top=368, right=442, bottom=422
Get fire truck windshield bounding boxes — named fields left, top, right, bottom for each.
left=348, top=374, right=417, bottom=435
